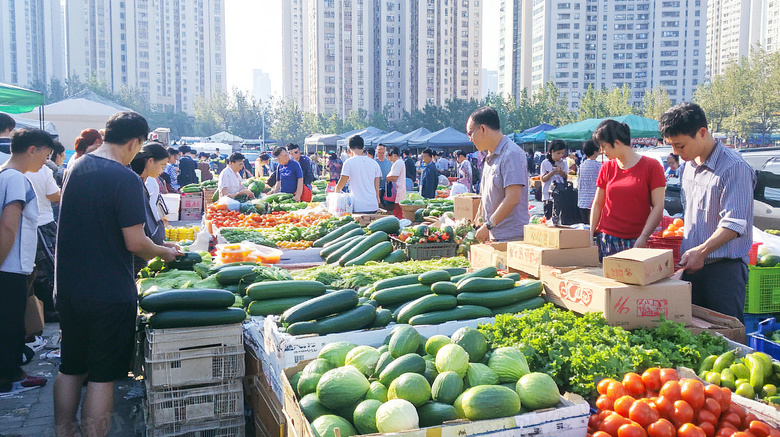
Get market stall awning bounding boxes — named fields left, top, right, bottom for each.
left=0, top=82, right=44, bottom=114
left=304, top=133, right=341, bottom=147
left=336, top=126, right=387, bottom=148
left=208, top=131, right=244, bottom=143
left=382, top=127, right=432, bottom=148
left=408, top=126, right=474, bottom=149
left=365, top=130, right=404, bottom=147
left=545, top=114, right=660, bottom=142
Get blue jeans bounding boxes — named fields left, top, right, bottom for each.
left=406, top=179, right=413, bottom=192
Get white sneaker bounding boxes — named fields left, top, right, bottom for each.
left=25, top=336, right=47, bottom=352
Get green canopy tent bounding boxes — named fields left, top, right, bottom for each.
left=545, top=114, right=661, bottom=142
left=0, top=82, right=45, bottom=129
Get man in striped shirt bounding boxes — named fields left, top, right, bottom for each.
left=660, top=102, right=756, bottom=322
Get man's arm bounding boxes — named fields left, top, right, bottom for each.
left=47, top=191, right=61, bottom=203
left=294, top=178, right=303, bottom=201
left=681, top=228, right=739, bottom=272
left=375, top=177, right=381, bottom=205
left=122, top=224, right=178, bottom=261
left=335, top=175, right=350, bottom=193
left=0, top=202, right=22, bottom=266
left=488, top=184, right=524, bottom=225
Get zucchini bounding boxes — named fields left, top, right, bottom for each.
left=383, top=249, right=407, bottom=263
left=281, top=289, right=359, bottom=324
left=430, top=282, right=458, bottom=295
left=148, top=308, right=247, bottom=329
left=443, top=268, right=468, bottom=277
left=490, top=296, right=545, bottom=316
left=364, top=299, right=379, bottom=308
left=165, top=252, right=202, bottom=271
left=246, top=280, right=326, bottom=300
left=451, top=266, right=498, bottom=283
left=223, top=284, right=240, bottom=294
left=247, top=296, right=312, bottom=316
left=372, top=284, right=432, bottom=306
left=286, top=304, right=376, bottom=335
left=397, top=294, right=458, bottom=324
left=208, top=262, right=257, bottom=274
left=313, top=222, right=361, bottom=247
left=323, top=227, right=365, bottom=249
left=374, top=274, right=420, bottom=291
left=456, top=281, right=542, bottom=308
left=502, top=273, right=521, bottom=281
left=367, top=216, right=401, bottom=234
left=344, top=241, right=394, bottom=266
left=392, top=300, right=415, bottom=322
left=338, top=231, right=389, bottom=266
left=242, top=295, right=252, bottom=308
left=140, top=289, right=236, bottom=313
left=456, top=277, right=516, bottom=293
left=326, top=235, right=367, bottom=264
left=419, top=270, right=451, bottom=285
left=320, top=235, right=364, bottom=259
left=408, top=305, right=492, bottom=326
left=215, top=265, right=258, bottom=286
left=371, top=308, right=392, bottom=327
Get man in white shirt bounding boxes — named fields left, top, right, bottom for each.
left=385, top=146, right=407, bottom=219
left=0, top=113, right=15, bottom=166
left=335, top=135, right=382, bottom=213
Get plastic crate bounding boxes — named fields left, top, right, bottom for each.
left=146, top=324, right=243, bottom=356
left=145, top=414, right=244, bottom=437
left=647, top=233, right=683, bottom=265
left=745, top=265, right=780, bottom=314
left=749, top=242, right=764, bottom=266
left=743, top=312, right=780, bottom=333
left=748, top=317, right=780, bottom=360
left=145, top=379, right=243, bottom=427
left=391, top=236, right=457, bottom=261
left=144, top=344, right=245, bottom=389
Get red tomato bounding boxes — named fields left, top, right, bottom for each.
left=655, top=396, right=675, bottom=421
left=597, top=395, right=615, bottom=412
left=698, top=422, right=715, bottom=437
left=727, top=404, right=745, bottom=421
left=608, top=381, right=629, bottom=401
left=721, top=413, right=743, bottom=429
left=681, top=379, right=705, bottom=411
left=660, top=368, right=680, bottom=384
left=672, top=400, right=694, bottom=429
left=623, top=372, right=646, bottom=397
left=660, top=381, right=683, bottom=402
left=748, top=421, right=772, bottom=437
left=743, top=415, right=759, bottom=431
left=697, top=410, right=718, bottom=426
left=719, top=421, right=738, bottom=431
left=594, top=432, right=613, bottom=437
left=642, top=368, right=663, bottom=392
left=629, top=400, right=659, bottom=428
left=678, top=424, right=706, bottom=437
left=601, top=413, right=631, bottom=437
left=703, top=398, right=721, bottom=422
left=720, top=387, right=732, bottom=412
left=716, top=429, right=736, bottom=437
left=618, top=422, right=649, bottom=437
left=732, top=433, right=758, bottom=437
left=647, top=418, right=676, bottom=437
left=614, top=395, right=637, bottom=418
left=590, top=414, right=604, bottom=430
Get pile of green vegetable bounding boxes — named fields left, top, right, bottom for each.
left=289, top=326, right=563, bottom=437
left=139, top=288, right=246, bottom=329
left=316, top=217, right=405, bottom=266
left=477, top=304, right=730, bottom=397
left=219, top=227, right=277, bottom=247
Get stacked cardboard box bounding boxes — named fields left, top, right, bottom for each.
left=179, top=191, right=203, bottom=220
left=507, top=225, right=599, bottom=278
left=454, top=195, right=481, bottom=222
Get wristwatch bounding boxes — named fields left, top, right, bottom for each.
left=485, top=220, right=493, bottom=230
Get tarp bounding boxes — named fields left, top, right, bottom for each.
left=208, top=131, right=243, bottom=143
left=522, top=123, right=557, bottom=135
left=365, top=130, right=404, bottom=147
left=408, top=127, right=474, bottom=149
left=10, top=116, right=58, bottom=137
left=304, top=133, right=341, bottom=147
left=545, top=114, right=660, bottom=142
left=382, top=127, right=432, bottom=148
left=336, top=126, right=387, bottom=147
left=0, top=82, right=44, bottom=113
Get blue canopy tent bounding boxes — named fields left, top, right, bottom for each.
left=408, top=127, right=474, bottom=151
left=365, top=130, right=404, bottom=147
left=382, top=127, right=432, bottom=149
left=336, top=126, right=387, bottom=148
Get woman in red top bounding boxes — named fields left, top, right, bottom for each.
left=590, top=120, right=666, bottom=260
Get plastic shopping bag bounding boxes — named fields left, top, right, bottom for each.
left=326, top=192, right=353, bottom=216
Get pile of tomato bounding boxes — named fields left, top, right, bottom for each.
left=589, top=368, right=780, bottom=437
left=206, top=204, right=332, bottom=230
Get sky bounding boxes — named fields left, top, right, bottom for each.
left=225, top=0, right=500, bottom=99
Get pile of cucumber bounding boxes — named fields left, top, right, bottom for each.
left=139, top=288, right=247, bottom=329
left=315, top=216, right=407, bottom=266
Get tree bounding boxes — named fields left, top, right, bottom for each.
left=604, top=84, right=636, bottom=117
left=641, top=87, right=672, bottom=121
left=577, top=85, right=606, bottom=120
left=270, top=99, right=305, bottom=146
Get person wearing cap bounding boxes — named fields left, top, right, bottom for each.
left=176, top=145, right=198, bottom=186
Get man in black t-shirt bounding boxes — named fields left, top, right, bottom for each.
left=177, top=145, right=198, bottom=186
left=53, top=112, right=179, bottom=437
left=403, top=149, right=417, bottom=190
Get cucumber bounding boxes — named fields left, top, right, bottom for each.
left=456, top=277, right=516, bottom=293
left=246, top=280, right=326, bottom=300
left=326, top=235, right=367, bottom=264
left=324, top=227, right=366, bottom=249
left=148, top=308, right=247, bottom=329
left=502, top=273, right=521, bottom=281
left=247, top=296, right=312, bottom=316
left=419, top=270, right=451, bottom=285
left=208, top=261, right=257, bottom=274
left=286, top=304, right=376, bottom=335
left=490, top=296, right=545, bottom=316
left=443, top=268, right=468, bottom=277
left=451, top=267, right=498, bottom=283
left=140, top=289, right=236, bottom=313
left=456, top=281, right=542, bottom=308
left=313, top=222, right=361, bottom=247
left=383, top=249, right=406, bottom=263
left=408, top=305, right=492, bottom=326
left=281, top=289, right=360, bottom=324
left=371, top=308, right=392, bottom=327
left=242, top=295, right=252, bottom=308
left=215, top=265, right=258, bottom=285
left=372, top=284, right=432, bottom=306
left=374, top=274, right=421, bottom=291
left=367, top=216, right=401, bottom=234
left=320, top=235, right=364, bottom=259
left=344, top=241, right=394, bottom=266
left=338, top=231, right=389, bottom=266
left=397, top=294, right=458, bottom=324
left=391, top=300, right=414, bottom=322
left=223, top=284, right=240, bottom=294
left=363, top=299, right=379, bottom=308
left=430, top=282, right=458, bottom=295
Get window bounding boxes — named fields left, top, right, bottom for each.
left=556, top=52, right=570, bottom=58
left=558, top=2, right=571, bottom=8
left=661, top=50, right=679, bottom=56
left=557, top=23, right=571, bottom=29
left=636, top=43, right=648, bottom=49
left=635, top=62, right=648, bottom=68
left=662, top=11, right=680, bottom=17
left=662, top=21, right=679, bottom=28
left=557, top=62, right=570, bottom=68
left=660, top=60, right=678, bottom=66
left=637, top=13, right=649, bottom=19
left=557, top=43, right=571, bottom=49
left=557, top=13, right=571, bottom=19
left=660, top=80, right=678, bottom=86
left=556, top=72, right=569, bottom=78
left=558, top=33, right=571, bottom=39
left=661, top=40, right=679, bottom=46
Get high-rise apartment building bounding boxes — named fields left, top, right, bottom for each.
left=253, top=69, right=272, bottom=102
left=0, top=0, right=66, bottom=89
left=66, top=0, right=226, bottom=115
left=282, top=0, right=482, bottom=121
left=705, top=0, right=762, bottom=78
left=500, top=0, right=705, bottom=110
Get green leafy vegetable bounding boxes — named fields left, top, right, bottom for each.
left=292, top=258, right=470, bottom=289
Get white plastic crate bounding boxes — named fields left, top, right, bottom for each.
left=145, top=379, right=243, bottom=427
left=144, top=344, right=245, bottom=389
left=145, top=415, right=245, bottom=437
left=145, top=324, right=243, bottom=356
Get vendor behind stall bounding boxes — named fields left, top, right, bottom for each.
left=218, top=152, right=255, bottom=200
left=272, top=146, right=303, bottom=201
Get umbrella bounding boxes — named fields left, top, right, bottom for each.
left=545, top=114, right=660, bottom=142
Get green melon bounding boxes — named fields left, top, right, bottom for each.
left=388, top=372, right=432, bottom=407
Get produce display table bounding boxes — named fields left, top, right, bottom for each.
left=275, top=247, right=325, bottom=269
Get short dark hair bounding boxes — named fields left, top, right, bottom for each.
left=130, top=141, right=170, bottom=175
left=273, top=146, right=288, bottom=157
left=259, top=153, right=271, bottom=162
left=198, top=152, right=210, bottom=158
left=402, top=149, right=410, bottom=157
left=582, top=140, right=599, bottom=157
left=228, top=152, right=245, bottom=163
left=365, top=147, right=375, bottom=158
left=469, top=106, right=501, bottom=131
left=593, top=119, right=631, bottom=147
left=0, top=113, right=16, bottom=133
left=50, top=139, right=65, bottom=157
left=456, top=150, right=467, bottom=158
left=348, top=135, right=364, bottom=150
left=668, top=153, right=680, bottom=164
left=11, top=128, right=54, bottom=154
left=287, top=143, right=300, bottom=151
left=178, top=145, right=193, bottom=154
left=422, top=148, right=435, bottom=158
left=167, top=147, right=179, bottom=156
left=659, top=102, right=708, bottom=139
left=387, top=146, right=400, bottom=156
left=103, top=111, right=148, bottom=145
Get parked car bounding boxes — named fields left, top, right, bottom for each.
left=754, top=157, right=780, bottom=230
left=636, top=146, right=683, bottom=216
left=738, top=147, right=780, bottom=171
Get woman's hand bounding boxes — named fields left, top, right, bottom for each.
left=633, top=234, right=649, bottom=248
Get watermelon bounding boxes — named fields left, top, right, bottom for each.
left=431, top=371, right=464, bottom=405
left=450, top=327, right=488, bottom=363
left=388, top=372, right=432, bottom=407
left=353, top=399, right=382, bottom=435
left=316, top=366, right=370, bottom=410
left=515, top=372, right=561, bottom=410
left=311, top=415, right=356, bottom=437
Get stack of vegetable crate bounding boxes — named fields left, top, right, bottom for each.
left=143, top=323, right=246, bottom=436
left=179, top=187, right=204, bottom=220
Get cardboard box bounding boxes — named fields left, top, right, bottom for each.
left=507, top=242, right=600, bottom=278
left=245, top=344, right=263, bottom=378
left=400, top=204, right=421, bottom=222
left=180, top=191, right=203, bottom=210
left=454, top=195, right=481, bottom=222
left=603, top=248, right=674, bottom=286
left=523, top=225, right=591, bottom=249
left=687, top=305, right=746, bottom=344
left=244, top=375, right=285, bottom=437
left=541, top=266, right=692, bottom=329
left=470, top=243, right=508, bottom=270
left=179, top=208, right=202, bottom=220
left=282, top=359, right=590, bottom=437
left=352, top=212, right=390, bottom=227
left=203, top=188, right=217, bottom=205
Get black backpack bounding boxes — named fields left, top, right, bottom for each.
left=470, top=160, right=480, bottom=186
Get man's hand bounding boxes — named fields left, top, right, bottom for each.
left=475, top=224, right=490, bottom=243
left=633, top=234, right=649, bottom=249
left=160, top=246, right=180, bottom=262
left=293, top=194, right=302, bottom=202
left=680, top=245, right=707, bottom=273
left=239, top=189, right=255, bottom=199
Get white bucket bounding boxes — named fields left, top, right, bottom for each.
left=162, top=194, right=180, bottom=222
